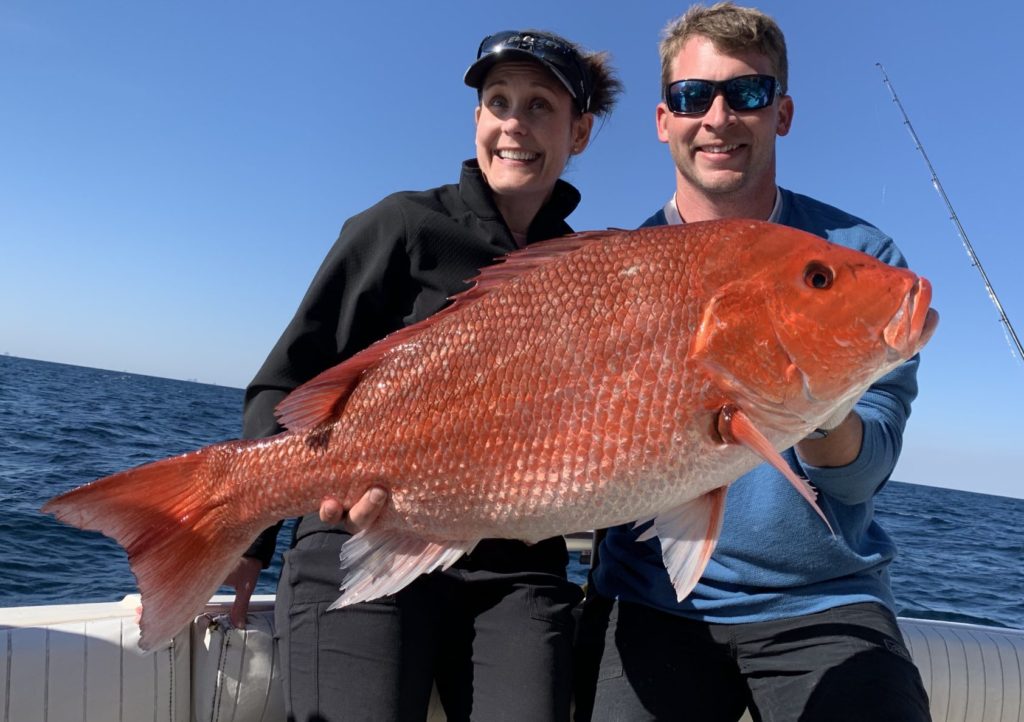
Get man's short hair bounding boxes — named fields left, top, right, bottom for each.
left=659, top=2, right=789, bottom=95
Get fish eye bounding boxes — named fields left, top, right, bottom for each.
left=804, top=262, right=834, bottom=290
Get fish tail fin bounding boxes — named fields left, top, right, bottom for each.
left=42, top=441, right=258, bottom=650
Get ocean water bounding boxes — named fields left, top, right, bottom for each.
left=2, top=354, right=1021, bottom=629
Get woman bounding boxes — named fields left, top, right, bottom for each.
left=224, top=30, right=621, bottom=722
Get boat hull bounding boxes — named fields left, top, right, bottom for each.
left=2, top=594, right=1022, bottom=722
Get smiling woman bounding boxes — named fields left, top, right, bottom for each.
left=465, top=30, right=620, bottom=246
left=208, top=27, right=622, bottom=722
left=472, top=61, right=593, bottom=240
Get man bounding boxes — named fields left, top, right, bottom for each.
left=576, top=4, right=932, bottom=721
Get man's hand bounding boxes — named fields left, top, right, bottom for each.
left=796, top=411, right=863, bottom=467
left=816, top=396, right=861, bottom=436
left=319, top=486, right=388, bottom=532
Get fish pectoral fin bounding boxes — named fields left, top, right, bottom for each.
left=719, top=405, right=834, bottom=536
left=632, top=515, right=656, bottom=536
left=327, top=529, right=477, bottom=610
left=645, top=487, right=727, bottom=603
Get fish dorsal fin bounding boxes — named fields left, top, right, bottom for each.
left=460, top=230, right=619, bottom=295
left=275, top=230, right=620, bottom=431
left=273, top=349, right=382, bottom=431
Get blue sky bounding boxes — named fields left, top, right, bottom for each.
left=3, top=1, right=1022, bottom=500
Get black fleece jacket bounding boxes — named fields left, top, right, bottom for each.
left=242, top=159, right=580, bottom=572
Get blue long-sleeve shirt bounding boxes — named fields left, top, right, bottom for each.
left=591, top=188, right=921, bottom=623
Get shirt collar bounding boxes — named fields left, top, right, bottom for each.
left=460, top=159, right=581, bottom=242
left=664, top=187, right=782, bottom=225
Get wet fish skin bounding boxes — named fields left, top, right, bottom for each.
left=43, top=219, right=937, bottom=650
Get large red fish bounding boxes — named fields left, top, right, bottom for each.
left=44, top=220, right=937, bottom=650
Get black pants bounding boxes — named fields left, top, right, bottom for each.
left=574, top=597, right=931, bottom=722
left=276, top=528, right=582, bottom=722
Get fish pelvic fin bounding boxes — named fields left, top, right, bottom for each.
left=639, top=487, right=727, bottom=602
left=42, top=442, right=256, bottom=651
left=718, top=405, right=835, bottom=536
left=327, top=529, right=478, bottom=610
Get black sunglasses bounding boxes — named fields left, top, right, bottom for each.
left=664, top=74, right=780, bottom=116
left=477, top=30, right=577, bottom=60
left=474, top=31, right=592, bottom=113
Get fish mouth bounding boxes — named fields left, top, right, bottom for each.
left=883, top=278, right=939, bottom=358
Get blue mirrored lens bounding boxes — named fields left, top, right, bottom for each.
left=666, top=75, right=777, bottom=115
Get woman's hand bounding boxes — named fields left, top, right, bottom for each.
left=319, top=486, right=388, bottom=532
left=217, top=487, right=388, bottom=629
left=223, top=556, right=263, bottom=629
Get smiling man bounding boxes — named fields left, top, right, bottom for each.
left=657, top=32, right=790, bottom=221
left=576, top=3, right=933, bottom=721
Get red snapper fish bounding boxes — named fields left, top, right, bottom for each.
left=43, top=220, right=938, bottom=650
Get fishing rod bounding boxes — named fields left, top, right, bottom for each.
left=876, top=62, right=1024, bottom=363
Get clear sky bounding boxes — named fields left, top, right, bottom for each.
left=3, top=1, right=1022, bottom=500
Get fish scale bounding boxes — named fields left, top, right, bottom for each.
left=43, top=219, right=937, bottom=649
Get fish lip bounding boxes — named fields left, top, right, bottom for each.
left=883, top=278, right=937, bottom=358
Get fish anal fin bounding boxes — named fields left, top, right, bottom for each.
left=327, top=529, right=477, bottom=610
left=647, top=487, right=728, bottom=602
left=275, top=230, right=622, bottom=432
left=718, top=405, right=834, bottom=536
